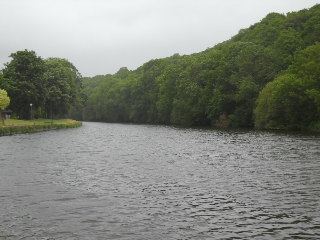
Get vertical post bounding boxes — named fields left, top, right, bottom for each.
left=30, top=103, right=33, bottom=120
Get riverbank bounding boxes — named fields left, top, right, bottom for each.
left=0, top=119, right=82, bottom=136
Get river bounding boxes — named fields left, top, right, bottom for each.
left=0, top=122, right=319, bottom=239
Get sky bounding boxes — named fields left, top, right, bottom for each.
left=1, top=0, right=319, bottom=77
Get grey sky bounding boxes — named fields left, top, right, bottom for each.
left=1, top=0, right=319, bottom=77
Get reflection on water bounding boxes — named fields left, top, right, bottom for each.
left=0, top=122, right=319, bottom=239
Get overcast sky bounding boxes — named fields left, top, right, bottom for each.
left=1, top=0, right=319, bottom=77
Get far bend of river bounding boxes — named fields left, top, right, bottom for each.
left=0, top=122, right=320, bottom=240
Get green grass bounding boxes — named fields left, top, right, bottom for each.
left=2, top=119, right=77, bottom=126
left=0, top=119, right=82, bottom=136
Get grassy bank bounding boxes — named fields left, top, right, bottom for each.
left=0, top=119, right=82, bottom=136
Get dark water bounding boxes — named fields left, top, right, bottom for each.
left=0, top=122, right=320, bottom=240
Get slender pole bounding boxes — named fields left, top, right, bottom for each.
left=30, top=103, right=33, bottom=120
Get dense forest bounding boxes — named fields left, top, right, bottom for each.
left=1, top=4, right=319, bottom=131
left=81, top=4, right=320, bottom=131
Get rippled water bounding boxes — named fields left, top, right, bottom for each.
left=0, top=122, right=320, bottom=239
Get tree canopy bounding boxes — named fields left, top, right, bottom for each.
left=0, top=50, right=84, bottom=119
left=255, top=42, right=320, bottom=131
left=80, top=4, right=320, bottom=131
left=1, top=50, right=46, bottom=118
left=0, top=88, right=10, bottom=110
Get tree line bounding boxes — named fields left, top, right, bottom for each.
left=1, top=4, right=319, bottom=131
left=81, top=4, right=320, bottom=131
left=0, top=51, right=85, bottom=119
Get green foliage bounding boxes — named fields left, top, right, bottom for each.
left=241, top=13, right=287, bottom=46
left=0, top=88, right=10, bottom=110
left=2, top=50, right=46, bottom=118
left=44, top=58, right=83, bottom=118
left=156, top=65, right=178, bottom=123
left=79, top=4, right=320, bottom=130
left=0, top=51, right=84, bottom=119
left=255, top=42, right=320, bottom=131
left=255, top=74, right=311, bottom=130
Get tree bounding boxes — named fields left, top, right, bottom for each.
left=0, top=88, right=10, bottom=110
left=171, top=58, right=208, bottom=126
left=241, top=12, right=286, bottom=46
left=254, top=74, right=313, bottom=130
left=0, top=88, right=10, bottom=124
left=44, top=58, right=83, bottom=118
left=156, top=65, right=178, bottom=124
left=2, top=50, right=46, bottom=119
left=302, top=6, right=320, bottom=45
left=255, top=43, right=320, bottom=131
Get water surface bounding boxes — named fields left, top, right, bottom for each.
left=0, top=122, right=319, bottom=239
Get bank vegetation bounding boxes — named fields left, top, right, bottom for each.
left=0, top=119, right=82, bottom=136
